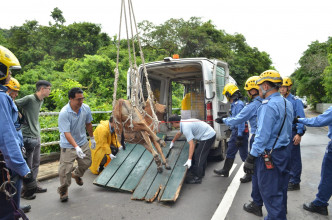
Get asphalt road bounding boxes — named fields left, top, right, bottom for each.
left=24, top=126, right=331, bottom=220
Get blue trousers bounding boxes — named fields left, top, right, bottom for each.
left=250, top=134, right=263, bottom=206
left=289, top=130, right=302, bottom=184
left=226, top=129, right=249, bottom=162
left=256, top=147, right=290, bottom=220
left=313, top=141, right=332, bottom=207
left=0, top=171, right=22, bottom=220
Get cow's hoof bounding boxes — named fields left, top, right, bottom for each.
left=159, top=139, right=166, bottom=147
left=165, top=164, right=171, bottom=170
left=157, top=167, right=163, bottom=173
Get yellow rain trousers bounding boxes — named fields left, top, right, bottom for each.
left=89, top=120, right=121, bottom=174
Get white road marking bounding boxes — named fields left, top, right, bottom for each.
left=211, top=163, right=245, bottom=220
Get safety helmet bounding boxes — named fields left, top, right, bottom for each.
left=5, top=77, right=20, bottom=91
left=256, top=70, right=282, bottom=85
left=0, top=45, right=21, bottom=81
left=282, top=77, right=293, bottom=87
left=244, top=76, right=260, bottom=91
left=223, top=83, right=239, bottom=99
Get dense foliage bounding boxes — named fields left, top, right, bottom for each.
left=291, top=37, right=332, bottom=106
left=0, top=8, right=274, bottom=153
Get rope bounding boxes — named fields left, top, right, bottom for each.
left=111, top=0, right=160, bottom=133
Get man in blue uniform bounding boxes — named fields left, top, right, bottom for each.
left=280, top=77, right=306, bottom=191
left=214, top=83, right=249, bottom=178
left=215, top=76, right=262, bottom=183
left=0, top=45, right=36, bottom=219
left=243, top=70, right=293, bottom=220
left=295, top=107, right=332, bottom=216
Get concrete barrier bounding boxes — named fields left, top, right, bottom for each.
left=316, top=103, right=332, bottom=113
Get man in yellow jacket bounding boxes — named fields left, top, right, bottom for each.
left=89, top=116, right=122, bottom=174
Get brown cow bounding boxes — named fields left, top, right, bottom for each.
left=112, top=99, right=170, bottom=173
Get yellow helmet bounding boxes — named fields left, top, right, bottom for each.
left=256, top=70, right=282, bottom=85
left=244, top=76, right=260, bottom=91
left=282, top=77, right=292, bottom=87
left=6, top=77, right=20, bottom=91
left=223, top=83, right=239, bottom=99
left=0, top=45, right=21, bottom=81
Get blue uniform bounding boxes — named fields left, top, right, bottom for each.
left=286, top=93, right=305, bottom=185
left=298, top=106, right=332, bottom=207
left=0, top=85, right=30, bottom=219
left=251, top=92, right=293, bottom=220
left=224, top=99, right=249, bottom=161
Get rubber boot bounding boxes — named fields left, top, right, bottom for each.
left=213, top=158, right=234, bottom=177
left=240, top=173, right=252, bottom=183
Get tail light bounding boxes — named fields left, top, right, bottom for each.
left=206, top=101, right=214, bottom=128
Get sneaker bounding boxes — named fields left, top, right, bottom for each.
left=185, top=176, right=202, bottom=184
left=303, top=202, right=328, bottom=216
left=243, top=201, right=263, bottom=217
left=36, top=185, right=47, bottom=193
left=57, top=186, right=68, bottom=202
left=288, top=182, right=300, bottom=191
left=72, top=173, right=83, bottom=186
left=20, top=205, right=31, bottom=213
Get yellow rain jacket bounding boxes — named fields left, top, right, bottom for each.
left=89, top=120, right=121, bottom=174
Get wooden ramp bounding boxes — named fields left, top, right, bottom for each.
left=93, top=134, right=189, bottom=203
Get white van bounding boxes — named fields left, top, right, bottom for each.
left=127, top=57, right=236, bottom=160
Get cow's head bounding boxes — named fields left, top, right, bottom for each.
left=145, top=99, right=166, bottom=121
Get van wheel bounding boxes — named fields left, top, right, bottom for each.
left=208, top=140, right=226, bottom=162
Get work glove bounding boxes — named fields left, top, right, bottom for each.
left=90, top=137, right=96, bottom=150
left=183, top=159, right=192, bottom=169
left=169, top=142, right=174, bottom=149
left=110, top=154, right=117, bottom=159
left=119, top=145, right=123, bottom=151
left=293, top=116, right=300, bottom=124
left=243, top=154, right=256, bottom=174
left=235, top=136, right=244, bottom=147
left=22, top=172, right=37, bottom=195
left=75, top=146, right=86, bottom=159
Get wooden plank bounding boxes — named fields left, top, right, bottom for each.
left=93, top=143, right=136, bottom=186
left=106, top=145, right=146, bottom=189
left=144, top=141, right=185, bottom=202
left=130, top=136, right=171, bottom=200
left=159, top=142, right=189, bottom=202
left=120, top=149, right=154, bottom=192
left=131, top=161, right=158, bottom=200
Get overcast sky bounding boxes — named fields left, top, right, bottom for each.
left=2, top=0, right=332, bottom=76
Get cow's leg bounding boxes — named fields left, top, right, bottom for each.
left=131, top=122, right=166, bottom=147
left=141, top=132, right=163, bottom=173
left=150, top=138, right=171, bottom=170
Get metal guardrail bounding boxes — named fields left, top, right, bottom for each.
left=40, top=109, right=180, bottom=147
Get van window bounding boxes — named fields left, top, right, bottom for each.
left=216, top=66, right=226, bottom=101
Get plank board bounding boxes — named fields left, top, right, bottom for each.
left=93, top=133, right=189, bottom=203
left=159, top=141, right=189, bottom=201
left=93, top=143, right=136, bottom=186
left=106, top=144, right=146, bottom=189
left=144, top=141, right=185, bottom=202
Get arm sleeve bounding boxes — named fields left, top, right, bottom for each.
left=299, top=107, right=332, bottom=127
left=182, top=124, right=194, bottom=142
left=235, top=102, right=246, bottom=136
left=224, top=104, right=253, bottom=127
left=0, top=98, right=30, bottom=177
left=15, top=96, right=29, bottom=109
left=295, top=99, right=306, bottom=134
left=58, top=112, right=71, bottom=133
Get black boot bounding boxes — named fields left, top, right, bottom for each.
left=213, top=158, right=234, bottom=177
left=288, top=182, right=300, bottom=191
left=20, top=205, right=31, bottom=213
left=243, top=201, right=263, bottom=217
left=240, top=173, right=252, bottom=183
left=303, top=202, right=328, bottom=216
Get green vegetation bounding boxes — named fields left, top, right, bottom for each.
left=0, top=8, right=274, bottom=153
left=291, top=37, right=332, bottom=107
